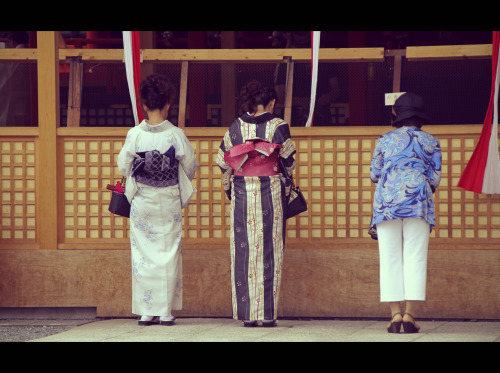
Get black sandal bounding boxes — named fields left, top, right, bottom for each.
left=403, top=312, right=420, bottom=333
left=138, top=316, right=160, bottom=326
left=262, top=320, right=277, bottom=327
left=243, top=320, right=257, bottom=327
left=387, top=312, right=403, bottom=333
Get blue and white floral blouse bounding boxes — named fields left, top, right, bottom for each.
left=370, top=126, right=442, bottom=231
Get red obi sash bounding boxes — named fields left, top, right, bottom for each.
left=225, top=139, right=281, bottom=177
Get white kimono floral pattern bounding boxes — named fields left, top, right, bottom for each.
left=118, top=120, right=198, bottom=317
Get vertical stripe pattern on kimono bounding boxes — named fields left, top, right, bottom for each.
left=118, top=120, right=199, bottom=317
left=217, top=112, right=296, bottom=321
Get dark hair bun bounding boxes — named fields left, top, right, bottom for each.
left=239, top=80, right=277, bottom=114
left=139, top=74, right=176, bottom=111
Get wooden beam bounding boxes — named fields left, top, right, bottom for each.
left=406, top=44, right=492, bottom=61
left=0, top=48, right=37, bottom=61
left=36, top=31, right=59, bottom=250
left=142, top=48, right=385, bottom=63
left=2, top=45, right=492, bottom=64
left=59, top=47, right=385, bottom=64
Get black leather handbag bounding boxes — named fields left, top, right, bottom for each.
left=285, top=183, right=308, bottom=219
left=280, top=158, right=307, bottom=220
left=108, top=178, right=130, bottom=218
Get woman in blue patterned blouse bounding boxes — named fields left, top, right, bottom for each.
left=370, top=93, right=441, bottom=333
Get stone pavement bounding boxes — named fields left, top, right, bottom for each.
left=18, top=318, right=500, bottom=342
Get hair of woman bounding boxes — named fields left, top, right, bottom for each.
left=139, top=74, right=177, bottom=111
left=239, top=80, right=277, bottom=114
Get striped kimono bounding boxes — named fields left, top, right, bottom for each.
left=217, top=112, right=296, bottom=321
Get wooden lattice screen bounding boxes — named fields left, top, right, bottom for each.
left=3, top=126, right=498, bottom=249
left=1, top=138, right=36, bottom=242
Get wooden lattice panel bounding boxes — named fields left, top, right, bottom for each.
left=1, top=139, right=36, bottom=242
left=56, top=129, right=500, bottom=246
left=433, top=136, right=500, bottom=240
left=182, top=138, right=230, bottom=239
left=62, top=138, right=129, bottom=242
left=285, top=136, right=376, bottom=239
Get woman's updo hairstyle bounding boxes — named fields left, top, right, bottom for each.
left=139, top=74, right=176, bottom=111
left=239, top=80, right=277, bottom=114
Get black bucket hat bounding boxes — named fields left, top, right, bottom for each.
left=392, top=92, right=430, bottom=125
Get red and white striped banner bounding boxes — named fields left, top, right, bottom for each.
left=458, top=31, right=500, bottom=194
left=305, top=31, right=321, bottom=127
left=123, top=31, right=143, bottom=126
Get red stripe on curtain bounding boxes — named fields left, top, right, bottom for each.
left=131, top=31, right=144, bottom=123
left=457, top=31, right=500, bottom=193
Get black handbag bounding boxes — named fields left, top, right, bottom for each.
left=280, top=158, right=307, bottom=219
left=368, top=217, right=378, bottom=240
left=108, top=178, right=130, bottom=218
left=285, top=183, right=308, bottom=219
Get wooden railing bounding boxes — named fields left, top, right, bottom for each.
left=2, top=125, right=500, bottom=252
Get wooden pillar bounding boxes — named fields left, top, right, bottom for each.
left=392, top=52, right=403, bottom=93
left=284, top=57, right=294, bottom=125
left=178, top=61, right=188, bottom=128
left=36, top=31, right=59, bottom=250
left=67, top=57, right=83, bottom=127
left=139, top=31, right=154, bottom=78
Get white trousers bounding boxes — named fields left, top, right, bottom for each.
left=377, top=218, right=430, bottom=302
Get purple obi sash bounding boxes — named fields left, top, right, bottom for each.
left=132, top=147, right=179, bottom=187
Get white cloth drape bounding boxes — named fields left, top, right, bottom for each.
left=305, top=31, right=321, bottom=128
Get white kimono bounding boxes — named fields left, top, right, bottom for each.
left=117, top=119, right=198, bottom=317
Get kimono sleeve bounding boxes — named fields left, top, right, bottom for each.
left=117, top=128, right=138, bottom=178
left=370, top=136, right=384, bottom=183
left=173, top=128, right=199, bottom=180
left=216, top=130, right=233, bottom=200
left=427, top=138, right=442, bottom=193
left=272, top=121, right=296, bottom=178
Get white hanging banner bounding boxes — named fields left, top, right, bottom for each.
left=123, top=31, right=142, bottom=126
left=305, top=31, right=321, bottom=127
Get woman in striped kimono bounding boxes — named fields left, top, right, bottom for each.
left=217, top=81, right=296, bottom=327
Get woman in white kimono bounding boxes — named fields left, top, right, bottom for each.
left=118, top=74, right=198, bottom=326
